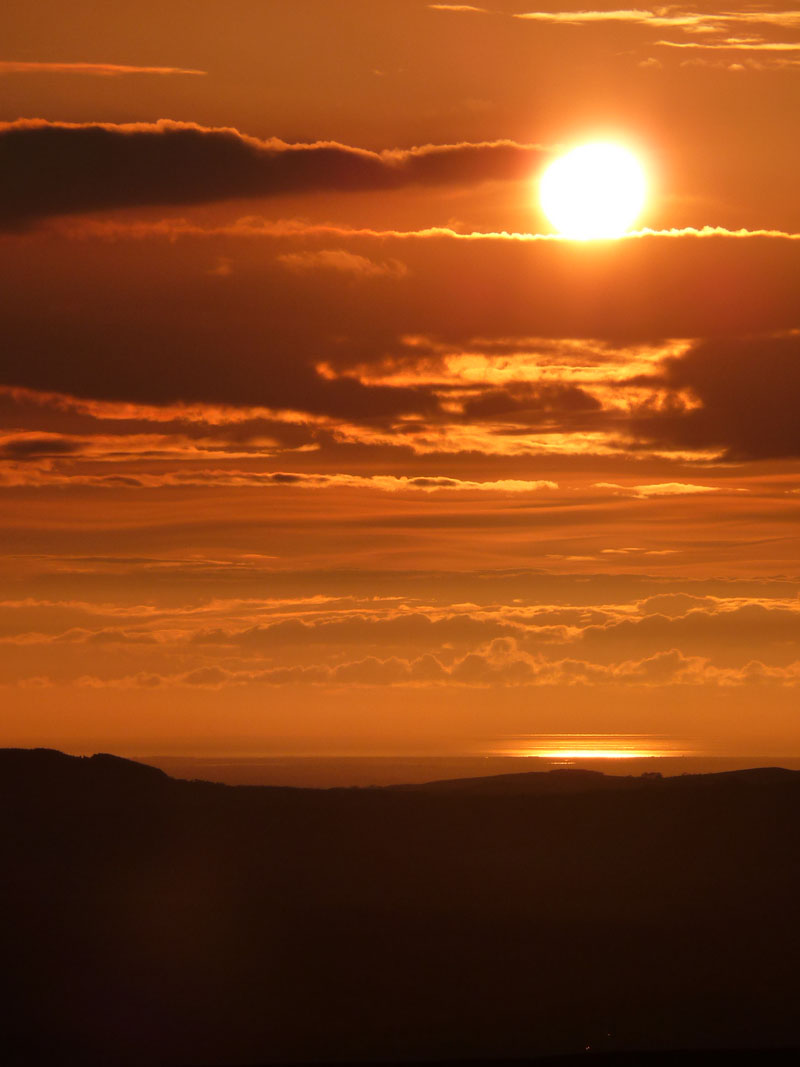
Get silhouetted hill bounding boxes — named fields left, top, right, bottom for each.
left=0, top=747, right=170, bottom=795
left=2, top=749, right=800, bottom=1066
left=398, top=764, right=800, bottom=795
left=395, top=766, right=631, bottom=794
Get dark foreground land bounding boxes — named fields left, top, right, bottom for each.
left=2, top=750, right=800, bottom=1066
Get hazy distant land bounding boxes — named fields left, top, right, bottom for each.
left=138, top=752, right=800, bottom=789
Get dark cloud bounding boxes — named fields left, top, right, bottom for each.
left=0, top=434, right=83, bottom=459
left=462, top=384, right=602, bottom=420
left=0, top=257, right=435, bottom=417
left=579, top=602, right=800, bottom=666
left=634, top=333, right=800, bottom=459
left=3, top=226, right=799, bottom=423
left=1, top=224, right=799, bottom=461
left=0, top=120, right=547, bottom=228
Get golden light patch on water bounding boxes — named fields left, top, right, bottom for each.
left=536, top=749, right=655, bottom=759
left=496, top=734, right=691, bottom=761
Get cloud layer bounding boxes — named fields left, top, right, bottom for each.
left=0, top=121, right=548, bottom=227
left=5, top=583, right=800, bottom=693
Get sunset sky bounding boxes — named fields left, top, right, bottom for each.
left=3, top=1, right=800, bottom=760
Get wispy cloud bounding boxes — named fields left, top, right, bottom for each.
left=513, top=10, right=702, bottom=28
left=511, top=8, right=800, bottom=66
left=0, top=430, right=280, bottom=465
left=428, top=3, right=488, bottom=12
left=277, top=249, right=408, bottom=278
left=52, top=216, right=800, bottom=244
left=53, top=644, right=800, bottom=690
left=0, top=60, right=206, bottom=77
left=656, top=39, right=800, bottom=53
left=594, top=482, right=722, bottom=499
left=513, top=9, right=800, bottom=32
left=0, top=462, right=559, bottom=493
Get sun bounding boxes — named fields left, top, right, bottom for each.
left=539, top=142, right=647, bottom=240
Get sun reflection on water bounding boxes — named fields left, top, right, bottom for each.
left=496, top=734, right=689, bottom=762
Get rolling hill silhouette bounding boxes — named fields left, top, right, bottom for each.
left=2, top=749, right=799, bottom=1065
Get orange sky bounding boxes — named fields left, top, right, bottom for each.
left=3, top=1, right=800, bottom=758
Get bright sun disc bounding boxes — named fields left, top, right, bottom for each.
left=539, top=142, right=646, bottom=240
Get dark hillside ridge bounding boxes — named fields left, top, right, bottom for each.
left=272, top=1055, right=800, bottom=1067
left=393, top=764, right=800, bottom=794
left=0, top=746, right=170, bottom=791
left=4, top=747, right=797, bottom=796
left=274, top=1055, right=800, bottom=1067
left=3, top=749, right=800, bottom=1066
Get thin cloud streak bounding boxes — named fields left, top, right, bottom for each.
left=514, top=10, right=703, bottom=28
left=594, top=482, right=723, bottom=499
left=0, top=61, right=207, bottom=76
left=511, top=8, right=800, bottom=67
left=656, top=40, right=800, bottom=53
left=53, top=217, right=800, bottom=242
left=0, top=466, right=559, bottom=493
left=513, top=9, right=800, bottom=31
left=428, top=4, right=488, bottom=12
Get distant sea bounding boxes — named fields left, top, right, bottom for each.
left=137, top=753, right=800, bottom=789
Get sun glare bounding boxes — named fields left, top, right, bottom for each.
left=539, top=142, right=646, bottom=240
left=534, top=749, right=652, bottom=760
left=497, top=734, right=686, bottom=761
